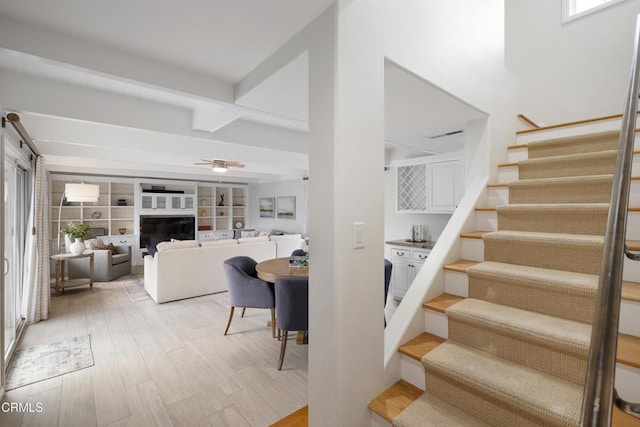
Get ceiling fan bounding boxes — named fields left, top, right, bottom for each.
left=193, top=159, right=246, bottom=173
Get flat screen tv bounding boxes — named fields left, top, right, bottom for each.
left=140, top=215, right=195, bottom=248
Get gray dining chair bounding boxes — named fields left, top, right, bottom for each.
left=291, top=249, right=307, bottom=257
left=384, top=259, right=392, bottom=327
left=223, top=256, right=276, bottom=338
left=275, top=276, right=308, bottom=370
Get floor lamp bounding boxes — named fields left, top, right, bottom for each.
left=57, top=183, right=100, bottom=253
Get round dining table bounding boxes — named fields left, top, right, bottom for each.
left=255, top=257, right=309, bottom=283
left=255, top=257, right=309, bottom=344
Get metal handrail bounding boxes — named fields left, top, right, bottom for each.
left=580, top=14, right=640, bottom=426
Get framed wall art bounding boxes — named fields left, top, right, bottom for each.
left=259, top=197, right=275, bottom=218
left=276, top=196, right=296, bottom=219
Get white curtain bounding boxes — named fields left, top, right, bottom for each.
left=22, top=157, right=49, bottom=323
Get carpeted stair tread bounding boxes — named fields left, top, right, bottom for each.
left=423, top=294, right=465, bottom=313
left=467, top=261, right=597, bottom=322
left=393, top=392, right=490, bottom=427
left=422, top=341, right=583, bottom=426
left=484, top=230, right=603, bottom=275
left=496, top=203, right=609, bottom=235
left=518, top=150, right=617, bottom=179
left=399, top=332, right=446, bottom=361
left=508, top=174, right=613, bottom=204
left=526, top=130, right=620, bottom=159
left=368, top=380, right=423, bottom=423
left=446, top=298, right=590, bottom=356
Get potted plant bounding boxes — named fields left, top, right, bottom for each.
left=62, top=222, right=91, bottom=255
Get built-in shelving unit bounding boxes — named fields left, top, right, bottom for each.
left=51, top=179, right=135, bottom=240
left=197, top=184, right=247, bottom=232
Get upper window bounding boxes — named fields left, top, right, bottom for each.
left=562, top=0, right=628, bottom=23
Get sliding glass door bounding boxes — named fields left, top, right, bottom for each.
left=4, top=154, right=27, bottom=360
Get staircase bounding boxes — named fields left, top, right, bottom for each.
left=370, top=124, right=640, bottom=426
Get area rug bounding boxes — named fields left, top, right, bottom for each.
left=121, top=274, right=150, bottom=302
left=5, top=335, right=94, bottom=391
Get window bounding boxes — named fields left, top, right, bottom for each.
left=562, top=0, right=628, bottom=23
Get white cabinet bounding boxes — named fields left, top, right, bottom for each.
left=390, top=247, right=430, bottom=300
left=395, top=153, right=463, bottom=214
left=140, top=193, right=195, bottom=213
left=428, top=159, right=462, bottom=213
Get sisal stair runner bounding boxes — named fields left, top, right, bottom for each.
left=388, top=130, right=640, bottom=426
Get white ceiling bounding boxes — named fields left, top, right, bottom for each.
left=0, top=2, right=486, bottom=183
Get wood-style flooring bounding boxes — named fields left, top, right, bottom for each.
left=0, top=277, right=308, bottom=426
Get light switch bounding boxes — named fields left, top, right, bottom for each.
left=353, top=222, right=365, bottom=249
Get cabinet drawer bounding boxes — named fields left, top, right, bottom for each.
left=412, top=250, right=430, bottom=261
left=103, top=236, right=135, bottom=246
left=391, top=248, right=411, bottom=259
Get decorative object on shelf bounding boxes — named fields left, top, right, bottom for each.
left=218, top=194, right=225, bottom=206
left=91, top=211, right=102, bottom=219
left=117, top=199, right=127, bottom=206
left=61, top=196, right=71, bottom=206
left=234, top=220, right=244, bottom=229
left=57, top=183, right=100, bottom=252
left=218, top=211, right=224, bottom=216
left=200, top=209, right=206, bottom=217
left=276, top=196, right=296, bottom=220
left=118, top=228, right=127, bottom=235
left=62, top=222, right=91, bottom=255
left=259, top=197, right=275, bottom=218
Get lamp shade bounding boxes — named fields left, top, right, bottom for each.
left=65, top=183, right=99, bottom=202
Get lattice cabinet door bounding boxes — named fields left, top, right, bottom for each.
left=397, top=164, right=427, bottom=212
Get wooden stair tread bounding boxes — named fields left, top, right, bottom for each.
left=627, top=240, right=640, bottom=251
left=423, top=293, right=465, bottom=313
left=270, top=405, right=308, bottom=427
left=498, top=162, right=519, bottom=168
left=368, top=380, right=423, bottom=423
left=444, top=260, right=480, bottom=273
left=487, top=183, right=509, bottom=188
left=618, top=333, right=640, bottom=369
left=622, top=281, right=640, bottom=303
left=475, top=206, right=496, bottom=212
left=614, top=405, right=640, bottom=427
left=398, top=332, right=446, bottom=361
left=508, top=143, right=528, bottom=150
left=460, top=231, right=488, bottom=239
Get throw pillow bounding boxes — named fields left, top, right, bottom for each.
left=94, top=240, right=114, bottom=252
left=84, top=238, right=100, bottom=250
left=156, top=240, right=199, bottom=253
left=240, top=230, right=259, bottom=238
left=146, top=243, right=158, bottom=257
left=238, top=236, right=269, bottom=244
left=200, top=239, right=238, bottom=247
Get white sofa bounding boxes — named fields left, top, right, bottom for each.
left=143, top=234, right=303, bottom=303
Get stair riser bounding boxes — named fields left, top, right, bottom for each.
left=400, top=356, right=426, bottom=391
left=448, top=319, right=587, bottom=384
left=423, top=372, right=552, bottom=426
left=477, top=209, right=640, bottom=239
left=461, top=238, right=484, bottom=262
left=498, top=207, right=608, bottom=236
left=499, top=153, right=640, bottom=184
left=424, top=310, right=448, bottom=339
left=370, top=411, right=391, bottom=427
left=515, top=121, right=626, bottom=146
left=489, top=180, right=640, bottom=206
left=623, top=255, right=640, bottom=283
left=443, top=270, right=469, bottom=297
left=510, top=177, right=613, bottom=204
left=484, top=236, right=602, bottom=275
left=617, top=364, right=640, bottom=402
left=620, top=299, right=640, bottom=337
left=468, top=276, right=594, bottom=324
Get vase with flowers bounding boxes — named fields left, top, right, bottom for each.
left=62, top=222, right=91, bottom=255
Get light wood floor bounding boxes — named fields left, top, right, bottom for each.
left=0, top=278, right=308, bottom=426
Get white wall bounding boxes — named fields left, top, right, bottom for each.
left=384, top=167, right=451, bottom=242
left=248, top=179, right=307, bottom=234
left=506, top=0, right=640, bottom=125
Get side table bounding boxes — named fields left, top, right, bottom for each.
left=50, top=252, right=94, bottom=296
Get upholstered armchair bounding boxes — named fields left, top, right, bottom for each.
left=68, top=246, right=132, bottom=282
left=275, top=276, right=308, bottom=370
left=223, top=256, right=276, bottom=337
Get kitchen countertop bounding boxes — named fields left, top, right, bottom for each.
left=385, top=239, right=436, bottom=249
